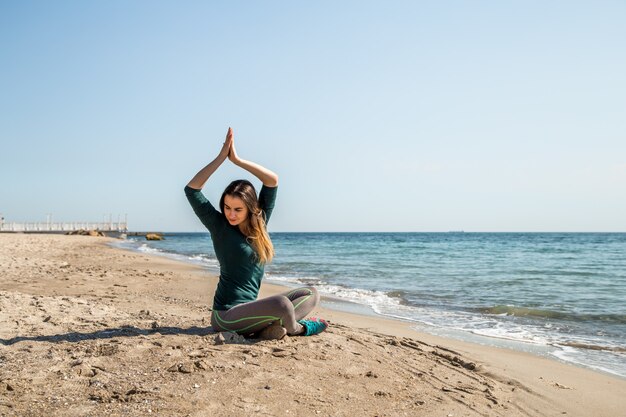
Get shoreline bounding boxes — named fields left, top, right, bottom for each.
left=2, top=233, right=625, bottom=416
left=113, top=236, right=626, bottom=381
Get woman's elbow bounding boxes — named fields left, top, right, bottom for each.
left=265, top=174, right=279, bottom=187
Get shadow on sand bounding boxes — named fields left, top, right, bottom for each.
left=0, top=325, right=216, bottom=346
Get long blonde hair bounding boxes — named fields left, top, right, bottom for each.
left=220, top=180, right=274, bottom=264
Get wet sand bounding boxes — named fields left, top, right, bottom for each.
left=1, top=233, right=625, bottom=416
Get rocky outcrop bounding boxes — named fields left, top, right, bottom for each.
left=145, top=233, right=164, bottom=241
left=65, top=229, right=106, bottom=237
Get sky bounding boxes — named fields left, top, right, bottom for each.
left=1, top=1, right=625, bottom=232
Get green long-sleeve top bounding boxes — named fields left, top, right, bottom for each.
left=184, top=184, right=277, bottom=311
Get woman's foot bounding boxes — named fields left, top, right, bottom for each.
left=297, top=317, right=328, bottom=336
left=258, top=322, right=287, bottom=340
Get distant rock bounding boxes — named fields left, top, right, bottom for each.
left=145, top=233, right=164, bottom=241
left=65, top=229, right=105, bottom=237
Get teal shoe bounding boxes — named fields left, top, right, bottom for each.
left=298, top=317, right=328, bottom=336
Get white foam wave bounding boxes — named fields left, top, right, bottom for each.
left=265, top=274, right=310, bottom=285
left=551, top=346, right=626, bottom=378
left=317, top=284, right=402, bottom=311
left=110, top=240, right=219, bottom=270
left=137, top=244, right=162, bottom=254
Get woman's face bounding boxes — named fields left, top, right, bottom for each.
left=223, top=195, right=249, bottom=227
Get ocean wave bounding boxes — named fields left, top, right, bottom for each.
left=555, top=341, right=626, bottom=353
left=136, top=244, right=162, bottom=254
left=477, top=305, right=626, bottom=324
left=317, top=284, right=403, bottom=312
left=111, top=240, right=219, bottom=269
left=265, top=274, right=321, bottom=286
left=551, top=346, right=626, bottom=378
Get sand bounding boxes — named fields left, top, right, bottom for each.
left=1, top=233, right=625, bottom=417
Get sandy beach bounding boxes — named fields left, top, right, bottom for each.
left=1, top=234, right=625, bottom=417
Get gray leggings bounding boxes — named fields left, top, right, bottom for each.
left=211, top=287, right=320, bottom=335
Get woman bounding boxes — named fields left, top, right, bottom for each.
left=185, top=127, right=328, bottom=340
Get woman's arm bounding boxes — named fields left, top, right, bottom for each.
left=228, top=130, right=279, bottom=187
left=186, top=128, right=233, bottom=190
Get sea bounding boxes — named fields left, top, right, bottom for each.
left=113, top=232, right=626, bottom=378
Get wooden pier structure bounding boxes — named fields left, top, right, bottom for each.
left=0, top=215, right=128, bottom=234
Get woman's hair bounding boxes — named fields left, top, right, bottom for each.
left=219, top=179, right=274, bottom=264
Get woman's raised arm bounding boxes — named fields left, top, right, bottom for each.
left=186, top=128, right=233, bottom=190
left=228, top=130, right=279, bottom=187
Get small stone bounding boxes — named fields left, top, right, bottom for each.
left=214, top=331, right=246, bottom=345
left=179, top=364, right=193, bottom=374
left=167, top=363, right=193, bottom=373
left=43, top=316, right=52, bottom=323
left=151, top=321, right=159, bottom=329
left=69, top=359, right=83, bottom=367
left=264, top=385, right=271, bottom=390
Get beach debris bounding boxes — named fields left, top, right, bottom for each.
left=271, top=347, right=292, bottom=358
left=214, top=331, right=247, bottom=345
left=42, top=315, right=52, bottom=322
left=365, top=370, right=378, bottom=378
left=387, top=337, right=401, bottom=346
left=126, top=387, right=149, bottom=396
left=167, top=363, right=193, bottom=373
left=69, top=359, right=83, bottom=367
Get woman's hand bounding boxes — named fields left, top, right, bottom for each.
left=186, top=127, right=233, bottom=190
left=228, top=129, right=242, bottom=165
left=218, top=127, right=234, bottom=159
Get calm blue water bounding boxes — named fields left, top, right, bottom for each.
left=114, top=232, right=626, bottom=378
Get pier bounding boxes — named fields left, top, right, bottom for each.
left=0, top=214, right=128, bottom=234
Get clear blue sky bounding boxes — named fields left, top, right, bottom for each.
left=1, top=1, right=625, bottom=232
